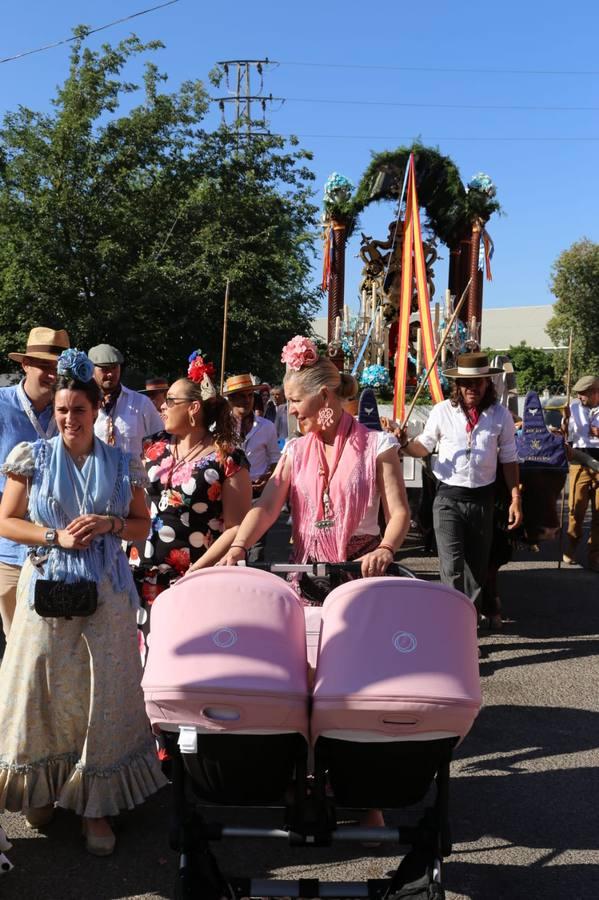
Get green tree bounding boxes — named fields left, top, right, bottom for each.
left=505, top=342, right=563, bottom=394
left=547, top=239, right=599, bottom=382
left=0, top=31, right=320, bottom=382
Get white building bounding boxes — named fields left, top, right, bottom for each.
left=313, top=304, right=561, bottom=351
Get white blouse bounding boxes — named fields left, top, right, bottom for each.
left=416, top=400, right=518, bottom=489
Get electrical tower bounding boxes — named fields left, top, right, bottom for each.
left=213, top=58, right=283, bottom=137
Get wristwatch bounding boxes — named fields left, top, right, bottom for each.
left=44, top=528, right=58, bottom=546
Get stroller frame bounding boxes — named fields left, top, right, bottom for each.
left=163, top=562, right=457, bottom=900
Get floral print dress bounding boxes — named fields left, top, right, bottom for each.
left=135, top=431, right=248, bottom=604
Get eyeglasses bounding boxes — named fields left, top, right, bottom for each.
left=163, top=396, right=191, bottom=408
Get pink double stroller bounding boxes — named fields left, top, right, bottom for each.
left=142, top=563, right=481, bottom=900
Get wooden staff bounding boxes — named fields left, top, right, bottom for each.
left=219, top=279, right=231, bottom=394
left=400, top=277, right=472, bottom=429
left=557, top=327, right=574, bottom=570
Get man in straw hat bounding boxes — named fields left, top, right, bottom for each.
left=224, top=373, right=280, bottom=562
left=0, top=326, right=70, bottom=639
left=88, top=344, right=163, bottom=457
left=400, top=352, right=522, bottom=607
left=562, top=374, right=599, bottom=570
left=140, top=376, right=169, bottom=413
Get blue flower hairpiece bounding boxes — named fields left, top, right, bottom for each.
left=57, top=349, right=94, bottom=382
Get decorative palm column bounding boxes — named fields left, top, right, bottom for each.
left=462, top=173, right=499, bottom=345
left=467, top=217, right=484, bottom=328
left=327, top=221, right=347, bottom=371
left=322, top=173, right=355, bottom=371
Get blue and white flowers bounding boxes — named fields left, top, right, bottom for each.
left=359, top=364, right=390, bottom=390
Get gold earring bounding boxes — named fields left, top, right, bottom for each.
left=190, top=413, right=196, bottom=426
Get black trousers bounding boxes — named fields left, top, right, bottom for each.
left=432, top=489, right=495, bottom=607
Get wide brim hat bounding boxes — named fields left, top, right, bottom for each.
left=140, top=377, right=169, bottom=393
left=88, top=344, right=124, bottom=366
left=8, top=326, right=70, bottom=363
left=223, top=373, right=269, bottom=395
left=444, top=351, right=503, bottom=379
left=572, top=375, right=599, bottom=393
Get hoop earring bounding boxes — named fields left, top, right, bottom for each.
left=317, top=406, right=335, bottom=430
left=189, top=413, right=196, bottom=427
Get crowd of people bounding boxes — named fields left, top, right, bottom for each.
left=0, top=324, right=597, bottom=863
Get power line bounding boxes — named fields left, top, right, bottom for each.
left=0, top=0, right=181, bottom=65
left=285, top=96, right=599, bottom=113
left=273, top=132, right=599, bottom=143
left=280, top=59, right=599, bottom=77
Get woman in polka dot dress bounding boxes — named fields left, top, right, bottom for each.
left=136, top=371, right=251, bottom=607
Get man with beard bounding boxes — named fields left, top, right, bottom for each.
left=0, top=326, right=70, bottom=638
left=400, top=352, right=522, bottom=606
left=88, top=344, right=163, bottom=457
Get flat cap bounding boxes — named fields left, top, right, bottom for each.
left=88, top=344, right=124, bottom=365
left=572, top=375, right=599, bottom=393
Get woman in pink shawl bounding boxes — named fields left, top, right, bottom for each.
left=219, top=335, right=411, bottom=582
left=218, top=337, right=411, bottom=831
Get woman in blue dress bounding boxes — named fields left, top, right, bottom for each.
left=0, top=350, right=166, bottom=856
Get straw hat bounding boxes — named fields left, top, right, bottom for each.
left=140, top=377, right=169, bottom=394
left=8, top=326, right=70, bottom=363
left=444, top=351, right=503, bottom=379
left=223, top=373, right=269, bottom=396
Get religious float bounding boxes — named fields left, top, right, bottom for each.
left=320, top=143, right=500, bottom=485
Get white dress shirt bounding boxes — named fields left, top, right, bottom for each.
left=94, top=384, right=164, bottom=457
left=568, top=399, right=599, bottom=449
left=242, top=415, right=281, bottom=479
left=416, top=399, right=518, bottom=488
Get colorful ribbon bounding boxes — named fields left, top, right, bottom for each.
left=321, top=223, right=333, bottom=291
left=393, top=154, right=444, bottom=420
left=481, top=229, right=494, bottom=281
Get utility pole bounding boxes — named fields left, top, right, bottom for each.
left=213, top=58, right=284, bottom=137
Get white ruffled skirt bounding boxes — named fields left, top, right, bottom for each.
left=0, top=561, right=167, bottom=818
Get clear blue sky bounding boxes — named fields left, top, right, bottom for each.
left=2, top=0, right=598, bottom=318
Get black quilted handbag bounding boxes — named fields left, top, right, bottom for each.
left=34, top=579, right=98, bottom=619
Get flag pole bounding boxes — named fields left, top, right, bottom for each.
left=219, top=279, right=230, bottom=394
left=400, top=277, right=472, bottom=429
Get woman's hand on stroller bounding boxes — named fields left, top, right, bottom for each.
left=356, top=545, right=394, bottom=578
left=217, top=545, right=247, bottom=567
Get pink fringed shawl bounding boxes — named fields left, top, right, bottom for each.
left=289, top=412, right=379, bottom=563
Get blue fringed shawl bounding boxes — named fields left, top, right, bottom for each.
left=26, top=437, right=141, bottom=609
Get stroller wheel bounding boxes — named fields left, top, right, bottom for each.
left=174, top=848, right=231, bottom=900
left=174, top=853, right=195, bottom=900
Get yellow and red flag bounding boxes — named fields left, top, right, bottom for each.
left=393, top=154, right=444, bottom=420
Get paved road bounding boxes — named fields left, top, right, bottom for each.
left=2, top=524, right=598, bottom=899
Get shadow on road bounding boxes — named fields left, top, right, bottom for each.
left=445, top=859, right=599, bottom=900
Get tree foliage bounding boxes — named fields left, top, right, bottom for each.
left=0, top=33, right=320, bottom=383
left=349, top=142, right=501, bottom=244
left=505, top=343, right=563, bottom=394
left=547, top=239, right=599, bottom=382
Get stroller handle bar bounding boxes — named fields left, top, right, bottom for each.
left=243, top=561, right=417, bottom=579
